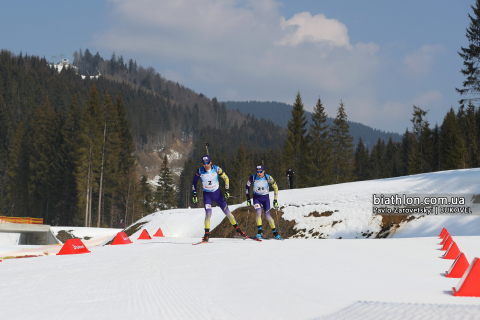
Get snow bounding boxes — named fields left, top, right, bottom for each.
left=1, top=169, right=480, bottom=319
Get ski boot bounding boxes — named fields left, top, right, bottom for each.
left=273, top=228, right=282, bottom=240
left=256, top=226, right=264, bottom=240
left=202, top=229, right=210, bottom=242
left=233, top=224, right=246, bottom=237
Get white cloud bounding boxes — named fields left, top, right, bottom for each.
left=96, top=0, right=438, bottom=132
left=276, top=12, right=352, bottom=49
left=402, top=44, right=447, bottom=77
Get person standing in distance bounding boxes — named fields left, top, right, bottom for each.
left=192, top=155, right=246, bottom=242
left=285, top=167, right=294, bottom=189
left=246, top=164, right=282, bottom=240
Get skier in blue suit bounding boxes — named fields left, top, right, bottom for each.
left=192, top=155, right=246, bottom=242
left=246, top=164, right=282, bottom=240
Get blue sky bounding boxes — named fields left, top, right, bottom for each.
left=0, top=0, right=475, bottom=133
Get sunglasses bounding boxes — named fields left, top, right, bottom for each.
left=203, top=162, right=210, bottom=165
left=256, top=170, right=264, bottom=174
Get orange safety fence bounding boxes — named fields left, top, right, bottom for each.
left=0, top=216, right=44, bottom=224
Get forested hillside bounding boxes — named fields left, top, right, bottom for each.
left=224, top=100, right=402, bottom=149
left=0, top=50, right=286, bottom=226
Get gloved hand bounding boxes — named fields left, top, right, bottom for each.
left=273, top=199, right=278, bottom=208
left=247, top=199, right=251, bottom=206
left=192, top=192, right=198, bottom=203
left=224, top=190, right=230, bottom=200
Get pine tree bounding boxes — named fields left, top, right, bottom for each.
left=60, top=96, right=82, bottom=225
left=411, top=106, right=428, bottom=173
left=465, top=102, right=478, bottom=167
left=432, top=124, right=441, bottom=171
left=77, top=85, right=104, bottom=227
left=331, top=100, right=355, bottom=183
left=354, top=137, right=369, bottom=181
left=308, top=97, right=334, bottom=186
left=156, top=155, right=176, bottom=210
left=140, top=175, right=153, bottom=216
left=6, top=122, right=28, bottom=216
left=0, top=95, right=12, bottom=213
left=283, top=92, right=309, bottom=187
left=441, top=108, right=466, bottom=170
left=457, top=0, right=480, bottom=104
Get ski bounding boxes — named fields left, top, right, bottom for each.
left=235, top=235, right=262, bottom=242
left=192, top=240, right=211, bottom=245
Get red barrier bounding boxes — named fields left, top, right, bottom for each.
left=453, top=257, right=480, bottom=297
left=154, top=228, right=164, bottom=237
left=443, top=242, right=460, bottom=260
left=441, top=236, right=453, bottom=251
left=439, top=228, right=447, bottom=238
left=446, top=253, right=470, bottom=278
left=440, top=234, right=450, bottom=245
left=138, top=229, right=152, bottom=240
left=111, top=231, right=133, bottom=245
left=57, top=239, right=91, bottom=255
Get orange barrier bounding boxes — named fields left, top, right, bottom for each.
left=0, top=216, right=43, bottom=224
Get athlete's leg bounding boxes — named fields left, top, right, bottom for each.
left=261, top=196, right=279, bottom=237
left=213, top=190, right=245, bottom=235
left=213, top=189, right=237, bottom=225
left=262, top=197, right=276, bottom=229
left=253, top=197, right=264, bottom=236
left=203, top=192, right=214, bottom=240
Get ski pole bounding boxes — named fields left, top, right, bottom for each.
left=245, top=207, right=250, bottom=235
left=275, top=207, right=281, bottom=237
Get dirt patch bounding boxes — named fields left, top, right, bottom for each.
left=331, top=220, right=343, bottom=227
left=56, top=230, right=78, bottom=243
left=375, top=215, right=423, bottom=238
left=210, top=207, right=298, bottom=239
left=104, top=221, right=148, bottom=245
left=306, top=211, right=334, bottom=217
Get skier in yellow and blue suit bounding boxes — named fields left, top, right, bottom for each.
left=192, top=155, right=246, bottom=242
left=245, top=164, right=282, bottom=240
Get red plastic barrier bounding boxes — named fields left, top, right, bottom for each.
left=111, top=231, right=133, bottom=245
left=446, top=252, right=470, bottom=278
left=439, top=228, right=447, bottom=238
left=453, top=257, right=480, bottom=297
left=57, top=239, right=91, bottom=255
left=154, top=228, right=164, bottom=237
left=441, top=236, right=453, bottom=251
left=443, top=242, right=460, bottom=260
left=138, top=229, right=152, bottom=240
left=440, top=233, right=450, bottom=245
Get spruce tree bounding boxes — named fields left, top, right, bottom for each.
left=308, top=97, right=334, bottom=186
left=60, top=96, right=82, bottom=225
left=331, top=100, right=355, bottom=183
left=156, top=155, right=176, bottom=210
left=77, top=85, right=104, bottom=227
left=283, top=92, right=309, bottom=187
left=441, top=108, right=466, bottom=169
left=457, top=0, right=480, bottom=104
left=354, top=137, right=369, bottom=181
left=140, top=175, right=153, bottom=216
left=465, top=102, right=478, bottom=167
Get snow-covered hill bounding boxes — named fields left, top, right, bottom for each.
left=126, top=168, right=480, bottom=241
left=1, top=169, right=480, bottom=319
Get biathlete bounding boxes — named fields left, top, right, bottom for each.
left=245, top=164, right=282, bottom=240
left=192, top=155, right=246, bottom=242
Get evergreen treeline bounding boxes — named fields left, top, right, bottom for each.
left=224, top=100, right=402, bottom=149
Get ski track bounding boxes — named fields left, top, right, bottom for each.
left=2, top=236, right=480, bottom=319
